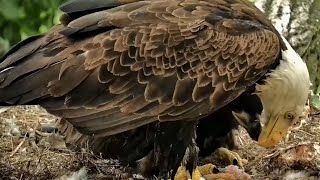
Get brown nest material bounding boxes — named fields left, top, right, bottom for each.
left=0, top=106, right=320, bottom=180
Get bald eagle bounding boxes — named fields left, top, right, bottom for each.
left=59, top=90, right=262, bottom=177
left=0, top=0, right=310, bottom=179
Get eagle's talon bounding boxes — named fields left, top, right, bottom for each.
left=173, top=166, right=202, bottom=180
left=196, top=164, right=216, bottom=176
left=174, top=164, right=217, bottom=180
left=202, top=147, right=247, bottom=167
left=191, top=168, right=201, bottom=180
left=174, top=166, right=191, bottom=180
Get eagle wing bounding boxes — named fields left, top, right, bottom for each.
left=0, top=0, right=281, bottom=137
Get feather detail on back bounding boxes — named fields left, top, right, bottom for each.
left=0, top=0, right=282, bottom=137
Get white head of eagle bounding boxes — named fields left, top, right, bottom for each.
left=256, top=36, right=310, bottom=147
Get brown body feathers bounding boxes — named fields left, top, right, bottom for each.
left=0, top=0, right=281, bottom=138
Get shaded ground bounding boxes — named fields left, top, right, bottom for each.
left=0, top=105, right=319, bottom=180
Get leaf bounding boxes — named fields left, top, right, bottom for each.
left=311, top=95, right=320, bottom=110
left=0, top=37, right=9, bottom=57
left=0, top=0, right=19, bottom=20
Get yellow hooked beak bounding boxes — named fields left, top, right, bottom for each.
left=258, top=115, right=292, bottom=147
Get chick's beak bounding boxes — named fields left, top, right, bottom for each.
left=258, top=115, right=292, bottom=147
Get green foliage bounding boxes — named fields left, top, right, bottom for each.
left=0, top=0, right=66, bottom=56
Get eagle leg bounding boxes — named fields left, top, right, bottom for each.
left=185, top=140, right=199, bottom=176
left=174, top=164, right=216, bottom=180
left=154, top=120, right=198, bottom=179
left=174, top=139, right=200, bottom=180
left=120, top=133, right=154, bottom=166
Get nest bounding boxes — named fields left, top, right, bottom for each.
left=0, top=106, right=319, bottom=180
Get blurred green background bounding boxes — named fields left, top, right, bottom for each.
left=0, top=0, right=66, bottom=56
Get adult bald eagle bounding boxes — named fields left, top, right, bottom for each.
left=0, top=0, right=310, bottom=179
left=59, top=90, right=262, bottom=177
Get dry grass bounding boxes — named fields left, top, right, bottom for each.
left=0, top=106, right=139, bottom=180
left=0, top=105, right=320, bottom=180
left=0, top=106, right=79, bottom=180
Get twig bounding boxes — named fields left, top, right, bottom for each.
left=262, top=150, right=280, bottom=159
left=294, top=129, right=315, bottom=137
left=33, top=147, right=47, bottom=175
left=309, top=111, right=320, bottom=116
left=10, top=136, right=14, bottom=151
left=10, top=133, right=27, bottom=157
left=238, top=136, right=244, bottom=146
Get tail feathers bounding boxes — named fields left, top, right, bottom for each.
left=58, top=118, right=106, bottom=154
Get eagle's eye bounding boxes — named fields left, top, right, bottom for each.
left=285, top=112, right=294, bottom=120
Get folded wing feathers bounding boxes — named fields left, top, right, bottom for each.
left=0, top=0, right=281, bottom=137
